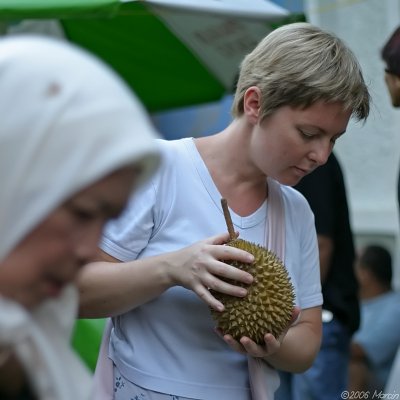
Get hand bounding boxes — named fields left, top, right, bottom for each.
left=217, top=306, right=301, bottom=357
left=167, top=232, right=254, bottom=311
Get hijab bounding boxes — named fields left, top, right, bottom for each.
left=0, top=35, right=161, bottom=400
left=0, top=35, right=160, bottom=261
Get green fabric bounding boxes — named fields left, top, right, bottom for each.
left=0, top=1, right=298, bottom=111
left=0, top=1, right=225, bottom=111
left=62, top=2, right=223, bottom=112
left=71, top=318, right=106, bottom=371
left=0, top=0, right=119, bottom=19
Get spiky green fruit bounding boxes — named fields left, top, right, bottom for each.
left=211, top=238, right=295, bottom=345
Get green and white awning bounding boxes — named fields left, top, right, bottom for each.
left=0, top=0, right=289, bottom=111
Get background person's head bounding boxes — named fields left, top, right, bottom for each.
left=381, top=26, right=400, bottom=107
left=232, top=22, right=370, bottom=123
left=0, top=36, right=161, bottom=310
left=355, top=245, right=393, bottom=299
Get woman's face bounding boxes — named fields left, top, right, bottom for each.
left=0, top=166, right=138, bottom=310
left=249, top=96, right=351, bottom=186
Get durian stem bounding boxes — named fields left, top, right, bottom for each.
left=221, top=198, right=236, bottom=240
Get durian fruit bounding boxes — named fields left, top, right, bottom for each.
left=210, top=198, right=295, bottom=345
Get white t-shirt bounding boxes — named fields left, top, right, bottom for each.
left=101, top=137, right=322, bottom=400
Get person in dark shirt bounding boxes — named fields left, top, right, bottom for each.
left=380, top=25, right=400, bottom=395
left=276, top=152, right=360, bottom=400
left=349, top=244, right=400, bottom=392
left=381, top=25, right=400, bottom=222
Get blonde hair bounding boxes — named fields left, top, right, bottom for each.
left=232, top=22, right=370, bottom=122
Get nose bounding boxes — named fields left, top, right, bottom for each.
left=308, top=139, right=332, bottom=167
left=73, top=220, right=105, bottom=264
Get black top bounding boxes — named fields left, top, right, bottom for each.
left=398, top=163, right=400, bottom=223
left=294, top=153, right=360, bottom=334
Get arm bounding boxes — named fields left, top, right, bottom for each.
left=317, top=234, right=334, bottom=284
left=348, top=341, right=370, bottom=391
left=265, top=306, right=322, bottom=372
left=78, top=232, right=255, bottom=318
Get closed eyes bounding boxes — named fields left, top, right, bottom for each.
left=298, top=128, right=339, bottom=145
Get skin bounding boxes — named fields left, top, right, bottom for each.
left=0, top=166, right=139, bottom=398
left=317, top=235, right=334, bottom=283
left=78, top=86, right=352, bottom=374
left=79, top=234, right=255, bottom=318
left=195, top=87, right=350, bottom=217
left=0, top=166, right=138, bottom=310
left=384, top=70, right=400, bottom=107
left=196, top=87, right=350, bottom=371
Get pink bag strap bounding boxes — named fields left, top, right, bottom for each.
left=92, top=319, right=113, bottom=400
left=248, top=177, right=286, bottom=400
left=266, top=177, right=285, bottom=260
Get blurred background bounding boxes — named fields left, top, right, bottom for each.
left=1, top=0, right=400, bottom=369
left=153, top=0, right=400, bottom=289
left=2, top=0, right=399, bottom=279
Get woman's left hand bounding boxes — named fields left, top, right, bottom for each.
left=217, top=306, right=301, bottom=358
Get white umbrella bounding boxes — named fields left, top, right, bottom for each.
left=1, top=0, right=289, bottom=111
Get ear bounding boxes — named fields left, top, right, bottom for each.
left=393, top=75, right=400, bottom=93
left=388, top=75, right=400, bottom=107
left=393, top=75, right=400, bottom=90
left=243, top=86, right=262, bottom=124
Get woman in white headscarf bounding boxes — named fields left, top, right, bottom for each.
left=0, top=35, right=161, bottom=399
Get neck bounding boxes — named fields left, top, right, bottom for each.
left=194, top=123, right=268, bottom=216
left=359, top=285, right=390, bottom=300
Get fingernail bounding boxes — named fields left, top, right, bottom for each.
left=246, top=275, right=254, bottom=284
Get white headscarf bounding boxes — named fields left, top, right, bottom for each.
left=0, top=35, right=160, bottom=261
left=0, top=35, right=161, bottom=400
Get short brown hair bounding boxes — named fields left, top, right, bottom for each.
left=232, top=22, right=370, bottom=123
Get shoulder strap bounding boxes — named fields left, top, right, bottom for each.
left=249, top=178, right=286, bottom=400
left=266, top=177, right=285, bottom=261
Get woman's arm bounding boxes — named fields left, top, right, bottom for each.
left=263, top=306, right=322, bottom=372
left=78, top=232, right=255, bottom=318
left=221, top=306, right=322, bottom=373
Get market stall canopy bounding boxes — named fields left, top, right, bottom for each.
left=0, top=0, right=289, bottom=111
